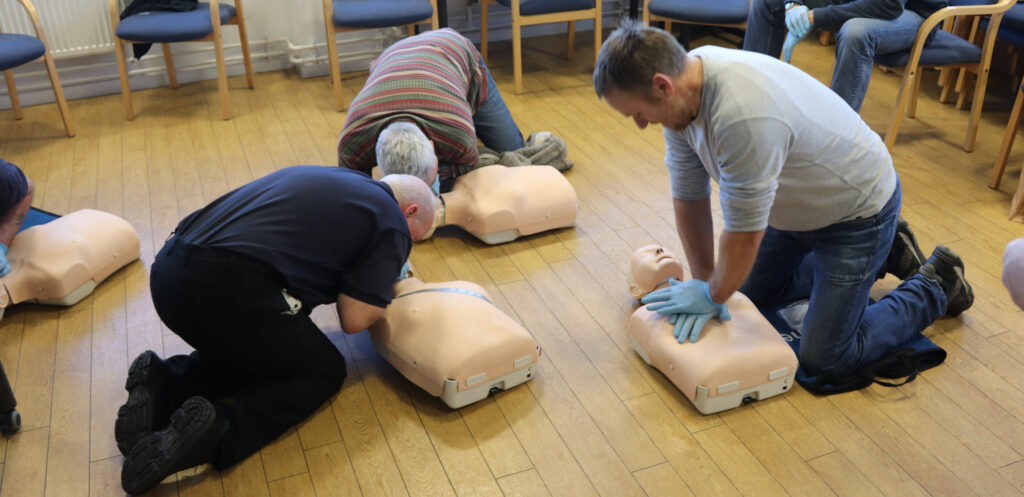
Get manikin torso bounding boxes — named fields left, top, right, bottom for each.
left=429, top=165, right=578, bottom=244
left=0, top=209, right=140, bottom=318
left=369, top=276, right=540, bottom=408
left=628, top=245, right=798, bottom=414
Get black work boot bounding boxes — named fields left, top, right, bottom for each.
left=121, top=396, right=224, bottom=495
left=115, top=350, right=173, bottom=456
left=918, top=245, right=974, bottom=317
left=878, top=217, right=927, bottom=280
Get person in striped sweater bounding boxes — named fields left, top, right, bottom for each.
left=337, top=28, right=525, bottom=195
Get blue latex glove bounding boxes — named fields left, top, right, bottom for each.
left=641, top=278, right=731, bottom=343
left=785, top=3, right=811, bottom=39
left=430, top=173, right=441, bottom=197
left=0, top=243, right=9, bottom=278
left=396, top=260, right=413, bottom=282
left=782, top=30, right=804, bottom=63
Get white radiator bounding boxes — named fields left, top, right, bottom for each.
left=0, top=0, right=114, bottom=57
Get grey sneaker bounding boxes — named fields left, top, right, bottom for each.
left=879, top=217, right=927, bottom=280
left=918, top=246, right=974, bottom=317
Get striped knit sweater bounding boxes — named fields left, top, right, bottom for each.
left=337, top=28, right=487, bottom=181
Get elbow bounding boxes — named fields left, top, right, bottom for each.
left=340, top=311, right=383, bottom=334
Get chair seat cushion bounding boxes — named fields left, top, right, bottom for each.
left=332, top=0, right=434, bottom=28
left=116, top=3, right=236, bottom=43
left=496, top=0, right=595, bottom=17
left=981, top=14, right=1024, bottom=48
left=0, top=33, right=45, bottom=72
left=873, top=29, right=982, bottom=67
left=1001, top=3, right=1024, bottom=31
left=648, top=0, right=749, bottom=25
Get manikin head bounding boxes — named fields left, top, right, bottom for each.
left=376, top=121, right=439, bottom=192
left=593, top=19, right=700, bottom=133
left=380, top=174, right=437, bottom=241
left=628, top=244, right=685, bottom=299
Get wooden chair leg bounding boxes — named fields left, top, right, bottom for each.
left=481, top=0, right=489, bottom=63
left=212, top=25, right=230, bottom=119
left=567, top=21, right=575, bottom=60
left=992, top=85, right=1024, bottom=189
left=3, top=70, right=22, bottom=120
left=323, top=3, right=344, bottom=112
left=235, top=11, right=255, bottom=89
left=956, top=70, right=974, bottom=110
left=408, top=24, right=416, bottom=37
left=512, top=16, right=523, bottom=94
left=939, top=68, right=958, bottom=103
left=1011, top=171, right=1024, bottom=222
left=114, top=41, right=135, bottom=120
left=964, top=67, right=991, bottom=153
left=907, top=65, right=923, bottom=118
left=41, top=51, right=74, bottom=137
left=885, top=67, right=916, bottom=150
left=593, top=10, right=602, bottom=67
left=163, top=44, right=179, bottom=88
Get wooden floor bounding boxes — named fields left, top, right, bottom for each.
left=2, top=29, right=1024, bottom=497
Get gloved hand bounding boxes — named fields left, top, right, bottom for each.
left=396, top=260, right=413, bottom=282
left=785, top=3, right=812, bottom=39
left=641, top=278, right=731, bottom=343
left=782, top=30, right=804, bottom=63
left=0, top=243, right=10, bottom=278
left=430, top=173, right=441, bottom=197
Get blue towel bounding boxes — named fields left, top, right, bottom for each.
left=758, top=298, right=946, bottom=395
left=19, top=207, right=59, bottom=232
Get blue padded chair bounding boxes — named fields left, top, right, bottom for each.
left=873, top=0, right=1015, bottom=152
left=643, top=0, right=749, bottom=46
left=480, top=0, right=602, bottom=94
left=322, top=0, right=439, bottom=111
left=1, top=0, right=74, bottom=136
left=108, top=0, right=255, bottom=120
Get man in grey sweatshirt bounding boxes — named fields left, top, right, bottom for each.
left=593, top=21, right=971, bottom=391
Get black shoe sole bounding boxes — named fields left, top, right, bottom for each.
left=121, top=396, right=216, bottom=496
left=115, top=351, right=167, bottom=456
left=889, top=218, right=927, bottom=280
left=932, top=246, right=974, bottom=317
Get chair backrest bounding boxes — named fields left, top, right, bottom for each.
left=3, top=0, right=47, bottom=39
left=906, top=0, right=1016, bottom=69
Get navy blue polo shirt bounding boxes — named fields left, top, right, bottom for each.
left=175, top=166, right=411, bottom=308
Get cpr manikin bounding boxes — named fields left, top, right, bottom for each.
left=628, top=245, right=798, bottom=414
left=369, top=275, right=541, bottom=408
left=0, top=209, right=141, bottom=320
left=427, top=165, right=578, bottom=244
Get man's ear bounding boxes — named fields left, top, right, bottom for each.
left=652, top=73, right=675, bottom=98
left=403, top=204, right=419, bottom=219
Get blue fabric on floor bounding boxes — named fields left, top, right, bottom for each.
left=758, top=298, right=946, bottom=395
left=20, top=207, right=59, bottom=232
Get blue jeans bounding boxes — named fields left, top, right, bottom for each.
left=743, top=0, right=927, bottom=111
left=738, top=183, right=946, bottom=378
left=473, top=61, right=525, bottom=152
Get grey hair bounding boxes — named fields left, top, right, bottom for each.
left=593, top=19, right=686, bottom=98
left=380, top=173, right=437, bottom=230
left=376, top=121, right=436, bottom=183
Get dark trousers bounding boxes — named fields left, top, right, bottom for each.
left=149, top=237, right=347, bottom=469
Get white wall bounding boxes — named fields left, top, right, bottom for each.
left=0, top=0, right=629, bottom=109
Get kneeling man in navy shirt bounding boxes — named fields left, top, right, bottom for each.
left=115, top=166, right=435, bottom=495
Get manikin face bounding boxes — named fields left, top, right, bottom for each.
left=629, top=245, right=685, bottom=298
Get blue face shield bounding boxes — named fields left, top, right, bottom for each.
left=431, top=173, right=441, bottom=197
